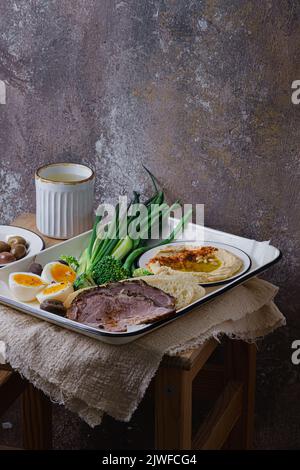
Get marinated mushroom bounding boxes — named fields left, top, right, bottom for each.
left=40, top=299, right=66, bottom=317
left=10, top=243, right=27, bottom=260
left=0, top=241, right=10, bottom=253
left=0, top=252, right=17, bottom=264
left=0, top=234, right=30, bottom=263
left=7, top=236, right=27, bottom=247
left=28, top=262, right=43, bottom=276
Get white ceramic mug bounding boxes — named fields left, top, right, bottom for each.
left=35, top=163, right=95, bottom=239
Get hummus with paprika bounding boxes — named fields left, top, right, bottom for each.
left=146, top=245, right=243, bottom=283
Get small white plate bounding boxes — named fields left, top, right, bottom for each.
left=0, top=225, right=45, bottom=268
left=138, top=240, right=252, bottom=286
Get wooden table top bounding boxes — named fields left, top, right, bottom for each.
left=11, top=213, right=217, bottom=369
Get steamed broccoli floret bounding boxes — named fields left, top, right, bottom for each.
left=132, top=267, right=153, bottom=277
left=73, top=273, right=96, bottom=291
left=92, top=256, right=130, bottom=285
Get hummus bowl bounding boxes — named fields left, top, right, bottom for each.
left=138, top=241, right=251, bottom=286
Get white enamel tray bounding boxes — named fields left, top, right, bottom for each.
left=0, top=219, right=281, bottom=345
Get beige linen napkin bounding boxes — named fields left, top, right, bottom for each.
left=0, top=278, right=285, bottom=427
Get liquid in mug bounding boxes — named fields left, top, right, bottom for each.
left=44, top=173, right=85, bottom=182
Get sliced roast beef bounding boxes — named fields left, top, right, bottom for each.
left=67, top=280, right=176, bottom=332
left=102, top=280, right=175, bottom=309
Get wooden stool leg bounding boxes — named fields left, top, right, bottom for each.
left=225, top=340, right=256, bottom=449
left=22, top=384, right=52, bottom=450
left=155, top=367, right=192, bottom=450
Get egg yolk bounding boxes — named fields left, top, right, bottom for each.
left=50, top=264, right=76, bottom=284
left=43, top=283, right=66, bottom=294
left=13, top=274, right=44, bottom=287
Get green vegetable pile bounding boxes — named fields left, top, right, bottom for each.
left=64, top=167, right=192, bottom=290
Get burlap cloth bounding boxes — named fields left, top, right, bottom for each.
left=0, top=278, right=285, bottom=427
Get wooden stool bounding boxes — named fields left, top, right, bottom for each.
left=0, top=366, right=26, bottom=418
left=0, top=366, right=52, bottom=450
left=1, top=340, right=255, bottom=450
left=155, top=338, right=256, bottom=449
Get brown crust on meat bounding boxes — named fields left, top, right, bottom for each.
left=67, top=279, right=176, bottom=332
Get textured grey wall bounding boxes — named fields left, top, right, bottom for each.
left=0, top=0, right=299, bottom=448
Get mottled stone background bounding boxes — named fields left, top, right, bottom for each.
left=0, top=0, right=299, bottom=449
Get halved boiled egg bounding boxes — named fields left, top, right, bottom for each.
left=9, top=272, right=48, bottom=302
left=41, top=262, right=76, bottom=285
left=36, top=282, right=74, bottom=304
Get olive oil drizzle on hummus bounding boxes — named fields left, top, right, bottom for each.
left=162, top=258, right=222, bottom=273
left=148, top=246, right=222, bottom=273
